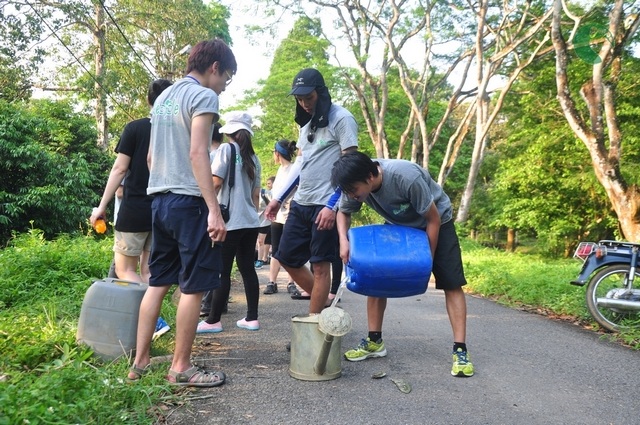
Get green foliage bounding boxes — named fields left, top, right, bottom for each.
left=0, top=3, right=46, bottom=101
left=467, top=47, right=639, bottom=256
left=0, top=229, right=111, bottom=310
left=462, top=238, right=588, bottom=316
left=0, top=346, right=173, bottom=425
left=0, top=99, right=112, bottom=244
left=0, top=230, right=174, bottom=424
left=104, top=0, right=233, bottom=135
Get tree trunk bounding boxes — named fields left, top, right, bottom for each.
left=94, top=2, right=108, bottom=150
left=551, top=0, right=640, bottom=241
left=506, top=228, right=516, bottom=252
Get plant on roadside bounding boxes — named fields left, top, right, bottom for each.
left=0, top=229, right=177, bottom=423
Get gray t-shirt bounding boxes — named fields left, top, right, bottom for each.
left=211, top=142, right=261, bottom=231
left=339, top=159, right=453, bottom=228
left=295, top=104, right=358, bottom=206
left=147, top=78, right=218, bottom=197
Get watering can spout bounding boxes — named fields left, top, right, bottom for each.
left=314, top=334, right=336, bottom=375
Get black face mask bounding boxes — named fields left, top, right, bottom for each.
left=294, top=85, right=332, bottom=130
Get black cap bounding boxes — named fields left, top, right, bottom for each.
left=289, top=68, right=325, bottom=96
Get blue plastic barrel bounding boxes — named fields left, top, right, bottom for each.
left=346, top=224, right=432, bottom=298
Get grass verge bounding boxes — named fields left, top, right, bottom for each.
left=0, top=230, right=637, bottom=423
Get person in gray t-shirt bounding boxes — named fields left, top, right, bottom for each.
left=265, top=68, right=358, bottom=314
left=128, top=39, right=235, bottom=388
left=331, top=151, right=474, bottom=378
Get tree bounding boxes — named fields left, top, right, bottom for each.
left=10, top=0, right=231, bottom=148
left=454, top=0, right=553, bottom=222
left=269, top=0, right=466, bottom=163
left=0, top=99, right=111, bottom=244
left=0, top=1, right=47, bottom=101
left=551, top=0, right=640, bottom=241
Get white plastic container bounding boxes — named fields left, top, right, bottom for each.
left=76, top=278, right=147, bottom=360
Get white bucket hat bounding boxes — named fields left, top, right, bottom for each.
left=218, top=111, right=254, bottom=136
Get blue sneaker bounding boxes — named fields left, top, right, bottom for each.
left=153, top=317, right=170, bottom=341
left=254, top=260, right=264, bottom=269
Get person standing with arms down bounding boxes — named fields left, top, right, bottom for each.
left=265, top=68, right=358, bottom=314
left=197, top=111, right=263, bottom=333
left=90, top=79, right=173, bottom=341
left=264, top=139, right=297, bottom=295
left=254, top=176, right=274, bottom=270
left=126, top=39, right=236, bottom=387
left=331, top=151, right=474, bottom=377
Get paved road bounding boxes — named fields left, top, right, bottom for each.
left=165, top=267, right=639, bottom=425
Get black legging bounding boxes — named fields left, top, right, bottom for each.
left=206, top=228, right=260, bottom=323
left=330, top=256, right=343, bottom=295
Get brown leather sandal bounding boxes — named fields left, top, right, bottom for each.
left=166, top=366, right=226, bottom=387
left=127, top=364, right=150, bottom=382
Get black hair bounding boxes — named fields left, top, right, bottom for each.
left=147, top=79, right=172, bottom=106
left=186, top=38, right=237, bottom=77
left=212, top=122, right=223, bottom=143
left=228, top=129, right=256, bottom=181
left=331, top=151, right=379, bottom=192
left=274, top=139, right=297, bottom=162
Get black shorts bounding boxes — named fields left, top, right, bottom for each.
left=431, top=219, right=467, bottom=290
left=274, top=202, right=338, bottom=268
left=149, top=193, right=222, bottom=294
left=270, top=222, right=284, bottom=256
left=258, top=225, right=271, bottom=244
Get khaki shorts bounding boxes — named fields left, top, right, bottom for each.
left=113, top=230, right=151, bottom=257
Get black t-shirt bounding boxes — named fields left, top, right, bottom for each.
left=114, top=117, right=153, bottom=232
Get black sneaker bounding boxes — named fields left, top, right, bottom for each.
left=264, top=282, right=278, bottom=295
left=287, top=283, right=298, bottom=294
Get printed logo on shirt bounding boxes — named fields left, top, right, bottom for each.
left=153, top=98, right=180, bottom=119
left=393, top=203, right=410, bottom=216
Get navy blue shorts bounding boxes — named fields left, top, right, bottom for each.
left=148, top=193, right=222, bottom=294
left=431, top=219, right=467, bottom=290
left=274, top=202, right=338, bottom=268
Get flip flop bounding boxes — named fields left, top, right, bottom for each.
left=291, top=290, right=311, bottom=300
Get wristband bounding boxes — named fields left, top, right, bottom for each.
left=325, top=187, right=342, bottom=211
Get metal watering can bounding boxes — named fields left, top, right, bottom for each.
left=289, top=282, right=352, bottom=381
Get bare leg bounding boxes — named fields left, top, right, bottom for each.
left=284, top=262, right=331, bottom=314
left=139, top=250, right=151, bottom=284
left=171, top=291, right=205, bottom=373
left=268, top=257, right=281, bottom=282
left=268, top=257, right=292, bottom=283
left=128, top=285, right=170, bottom=378
left=367, top=296, right=387, bottom=332
left=260, top=242, right=270, bottom=262
left=114, top=252, right=144, bottom=283
left=444, top=287, right=467, bottom=342
left=256, top=233, right=266, bottom=262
